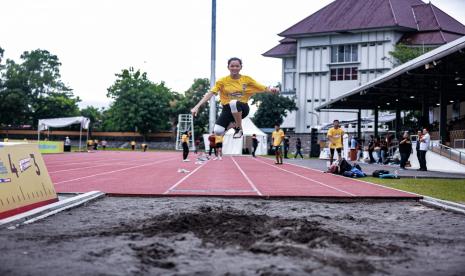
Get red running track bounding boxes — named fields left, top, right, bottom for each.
left=44, top=151, right=420, bottom=199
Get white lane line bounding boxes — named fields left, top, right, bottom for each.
left=170, top=189, right=256, bottom=193
left=49, top=156, right=158, bottom=173
left=54, top=157, right=178, bottom=185
left=45, top=159, right=110, bottom=167
left=253, top=157, right=356, bottom=196
left=262, top=157, right=420, bottom=197
left=231, top=156, right=263, bottom=196
left=163, top=161, right=209, bottom=194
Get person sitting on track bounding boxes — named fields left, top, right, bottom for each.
left=190, top=57, right=279, bottom=139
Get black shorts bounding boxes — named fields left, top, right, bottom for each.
left=330, top=148, right=342, bottom=156
left=216, top=142, right=223, bottom=148
left=216, top=102, right=250, bottom=129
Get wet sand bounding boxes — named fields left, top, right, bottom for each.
left=1, top=197, right=464, bottom=275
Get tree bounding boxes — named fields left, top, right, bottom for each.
left=389, top=44, right=433, bottom=65
left=173, top=78, right=217, bottom=135
left=0, top=46, right=4, bottom=64
left=251, top=93, right=298, bottom=128
left=106, top=68, right=174, bottom=139
left=80, top=106, right=104, bottom=131
left=0, top=48, right=80, bottom=126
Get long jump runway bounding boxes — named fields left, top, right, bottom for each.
left=44, top=151, right=420, bottom=199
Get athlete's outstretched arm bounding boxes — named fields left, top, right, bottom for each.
left=265, top=86, right=280, bottom=94
left=191, top=91, right=215, bottom=116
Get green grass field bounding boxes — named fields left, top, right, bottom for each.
left=364, top=177, right=465, bottom=204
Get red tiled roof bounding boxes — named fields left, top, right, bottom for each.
left=278, top=0, right=465, bottom=37
left=264, top=0, right=465, bottom=57
left=427, top=4, right=465, bottom=34
left=401, top=31, right=464, bottom=45
left=279, top=37, right=297, bottom=43
left=262, top=42, right=297, bottom=58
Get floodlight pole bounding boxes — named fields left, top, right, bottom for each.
left=208, top=0, right=217, bottom=133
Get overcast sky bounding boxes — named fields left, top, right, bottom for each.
left=1, top=0, right=464, bottom=109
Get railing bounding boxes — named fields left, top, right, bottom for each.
left=280, top=89, right=296, bottom=95
left=453, top=139, right=465, bottom=149
left=431, top=143, right=465, bottom=165
left=387, top=140, right=399, bottom=157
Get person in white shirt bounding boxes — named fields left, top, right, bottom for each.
left=418, top=128, right=430, bottom=171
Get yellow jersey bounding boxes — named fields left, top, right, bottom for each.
left=215, top=135, right=223, bottom=144
left=211, top=75, right=267, bottom=105
left=272, top=129, right=285, bottom=147
left=181, top=134, right=188, bottom=143
left=327, top=127, right=344, bottom=149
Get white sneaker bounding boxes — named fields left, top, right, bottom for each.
left=183, top=159, right=190, bottom=162
left=219, top=156, right=222, bottom=160
left=213, top=157, right=218, bottom=160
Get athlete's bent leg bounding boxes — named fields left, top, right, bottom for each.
left=229, top=100, right=243, bottom=138
left=229, top=100, right=242, bottom=128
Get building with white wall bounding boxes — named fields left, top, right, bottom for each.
left=264, top=0, right=465, bottom=133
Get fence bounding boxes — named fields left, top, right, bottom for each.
left=453, top=139, right=465, bottom=149
left=431, top=143, right=465, bottom=165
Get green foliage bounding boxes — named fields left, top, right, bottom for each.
left=389, top=44, right=433, bottom=65
left=80, top=106, right=104, bottom=131
left=173, top=78, right=216, bottom=135
left=0, top=48, right=80, bottom=127
left=366, top=177, right=465, bottom=204
left=105, top=68, right=174, bottom=137
left=0, top=46, right=4, bottom=66
left=251, top=93, right=298, bottom=128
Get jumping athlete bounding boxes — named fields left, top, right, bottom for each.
left=191, top=57, right=279, bottom=139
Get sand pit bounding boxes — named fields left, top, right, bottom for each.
left=1, top=197, right=464, bottom=275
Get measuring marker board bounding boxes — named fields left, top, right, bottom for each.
left=0, top=143, right=58, bottom=219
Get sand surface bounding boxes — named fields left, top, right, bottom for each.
left=1, top=197, right=465, bottom=275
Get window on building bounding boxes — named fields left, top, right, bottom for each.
left=337, top=68, right=344, bottom=80
left=330, top=67, right=358, bottom=81
left=351, top=68, right=358, bottom=79
left=344, top=68, right=351, bottom=80
left=331, top=44, right=358, bottom=63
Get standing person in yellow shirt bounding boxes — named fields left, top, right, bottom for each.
left=181, top=131, right=190, bottom=162
left=214, top=134, right=223, bottom=161
left=87, top=139, right=93, bottom=151
left=131, top=140, right=136, bottom=151
left=190, top=57, right=279, bottom=139
left=327, top=119, right=344, bottom=165
left=272, top=123, right=285, bottom=165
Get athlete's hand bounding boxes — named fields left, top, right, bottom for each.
left=269, top=86, right=280, bottom=94
left=191, top=106, right=199, bottom=117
